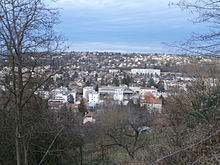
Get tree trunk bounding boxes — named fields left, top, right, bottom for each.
left=79, top=146, right=83, bottom=165
left=15, top=127, right=21, bottom=165
left=24, top=141, right=28, bottom=165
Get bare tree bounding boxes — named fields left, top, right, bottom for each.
left=170, top=0, right=220, bottom=55
left=96, top=106, right=151, bottom=160
left=0, top=0, right=62, bottom=164
left=157, top=63, right=220, bottom=165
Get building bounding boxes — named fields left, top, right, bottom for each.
left=131, top=69, right=161, bottom=75
left=113, top=89, right=124, bottom=101
left=88, top=91, right=100, bottom=104
left=35, top=90, right=50, bottom=99
left=83, top=112, right=96, bottom=124
left=139, top=87, right=157, bottom=95
left=49, top=93, right=67, bottom=103
left=109, top=69, right=120, bottom=73
left=139, top=92, right=162, bottom=113
left=99, top=86, right=125, bottom=95
left=83, top=87, right=95, bottom=99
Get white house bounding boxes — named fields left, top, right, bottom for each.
left=83, top=112, right=96, bottom=124
left=35, top=90, right=50, bottom=99
left=88, top=91, right=100, bottom=104
left=83, top=87, right=95, bottom=99
left=131, top=69, right=161, bottom=75
left=49, top=93, right=67, bottom=103
left=139, top=87, right=157, bottom=96
left=139, top=93, right=162, bottom=113
left=109, top=69, right=120, bottom=73
left=113, top=89, right=124, bottom=101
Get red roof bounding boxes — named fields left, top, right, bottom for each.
left=144, top=92, right=154, bottom=97
left=140, top=93, right=162, bottom=104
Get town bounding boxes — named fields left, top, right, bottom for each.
left=13, top=51, right=216, bottom=124
left=1, top=0, right=220, bottom=164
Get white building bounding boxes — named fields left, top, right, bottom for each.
left=88, top=92, right=100, bottom=104
left=139, top=87, right=157, bottom=95
left=99, top=86, right=125, bottom=95
left=131, top=69, right=160, bottom=75
left=109, top=69, right=120, bottom=73
left=35, top=90, right=50, bottom=99
left=113, top=89, right=124, bottom=101
left=50, top=87, right=69, bottom=96
left=139, top=93, right=162, bottom=113
left=83, top=87, right=95, bottom=99
left=49, top=93, right=67, bottom=103
left=47, top=87, right=76, bottom=103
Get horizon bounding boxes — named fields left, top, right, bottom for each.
left=58, top=50, right=219, bottom=57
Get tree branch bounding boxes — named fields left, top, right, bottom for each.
left=38, top=127, right=64, bottom=165
left=150, top=128, right=220, bottom=165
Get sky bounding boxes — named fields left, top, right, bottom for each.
left=53, top=0, right=208, bottom=53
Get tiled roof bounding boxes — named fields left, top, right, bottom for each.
left=140, top=93, right=162, bottom=104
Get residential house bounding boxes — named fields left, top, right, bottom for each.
left=139, top=92, right=162, bottom=113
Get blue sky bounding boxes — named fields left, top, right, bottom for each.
left=54, top=0, right=208, bottom=53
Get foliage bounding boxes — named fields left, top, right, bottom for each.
left=78, top=99, right=88, bottom=116
left=95, top=84, right=99, bottom=92
left=157, top=81, right=165, bottom=92
left=147, top=78, right=156, bottom=87
left=67, top=94, right=74, bottom=103
left=112, top=76, right=120, bottom=86
left=122, top=75, right=133, bottom=86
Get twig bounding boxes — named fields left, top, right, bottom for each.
left=150, top=128, right=220, bottom=165
left=38, top=127, right=64, bottom=165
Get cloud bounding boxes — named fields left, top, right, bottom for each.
left=53, top=0, right=208, bottom=53
left=56, top=0, right=188, bottom=33
left=56, top=0, right=179, bottom=14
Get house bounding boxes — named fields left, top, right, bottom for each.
left=88, top=91, right=100, bottom=107
left=35, top=89, right=50, bottom=99
left=139, top=92, right=162, bottom=113
left=109, top=69, right=120, bottom=73
left=83, top=86, right=95, bottom=99
left=139, top=87, right=157, bottom=95
left=48, top=101, right=64, bottom=110
left=83, top=112, right=96, bottom=124
left=113, top=89, right=124, bottom=101
left=131, top=69, right=160, bottom=75
left=49, top=93, right=67, bottom=103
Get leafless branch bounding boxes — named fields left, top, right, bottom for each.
left=38, top=127, right=64, bottom=165
left=150, top=128, right=220, bottom=165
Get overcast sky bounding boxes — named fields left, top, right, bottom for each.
left=53, top=0, right=208, bottom=53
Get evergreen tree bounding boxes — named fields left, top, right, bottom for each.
left=95, top=84, right=99, bottom=92
left=147, top=78, right=156, bottom=87
left=67, top=94, right=74, bottom=103
left=157, top=81, right=165, bottom=92
left=113, top=77, right=120, bottom=86
left=122, top=75, right=132, bottom=86
left=78, top=99, right=87, bottom=116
